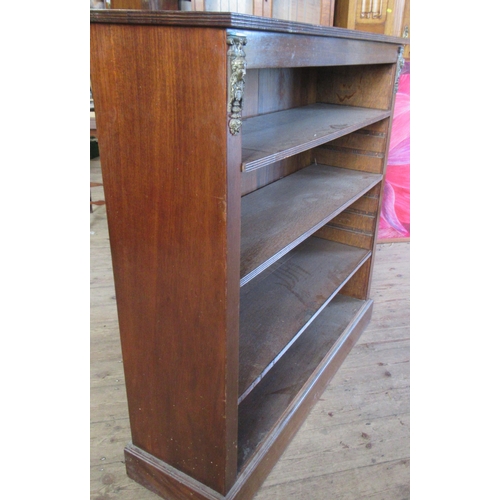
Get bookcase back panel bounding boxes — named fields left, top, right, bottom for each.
left=241, top=152, right=312, bottom=196
left=338, top=258, right=373, bottom=300
left=314, top=183, right=381, bottom=248
left=243, top=68, right=317, bottom=119
left=317, top=65, right=396, bottom=110
left=313, top=119, right=391, bottom=175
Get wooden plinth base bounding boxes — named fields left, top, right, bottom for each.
left=124, top=300, right=373, bottom=500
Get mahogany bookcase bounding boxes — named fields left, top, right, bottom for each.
left=90, top=10, right=407, bottom=499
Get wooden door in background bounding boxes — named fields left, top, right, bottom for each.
left=334, top=0, right=408, bottom=38
left=172, top=0, right=334, bottom=26
left=107, top=0, right=336, bottom=26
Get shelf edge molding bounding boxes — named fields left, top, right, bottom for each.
left=240, top=165, right=383, bottom=286
left=238, top=237, right=372, bottom=404
left=242, top=104, right=391, bottom=172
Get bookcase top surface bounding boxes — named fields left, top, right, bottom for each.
left=90, top=10, right=408, bottom=45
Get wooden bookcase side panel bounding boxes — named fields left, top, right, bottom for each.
left=90, top=24, right=239, bottom=494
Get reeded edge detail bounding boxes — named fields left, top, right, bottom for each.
left=90, top=11, right=409, bottom=45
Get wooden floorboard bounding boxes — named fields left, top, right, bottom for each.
left=90, top=158, right=410, bottom=500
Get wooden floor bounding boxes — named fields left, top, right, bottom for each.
left=90, top=158, right=410, bottom=500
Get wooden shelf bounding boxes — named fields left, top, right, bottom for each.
left=242, top=104, right=391, bottom=172
left=240, top=164, right=382, bottom=286
left=239, top=237, right=370, bottom=401
left=238, top=294, right=372, bottom=469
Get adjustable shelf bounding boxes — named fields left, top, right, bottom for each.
left=239, top=236, right=371, bottom=402
left=90, top=10, right=407, bottom=500
left=240, top=164, right=382, bottom=285
left=238, top=294, right=372, bottom=469
left=242, top=103, right=391, bottom=172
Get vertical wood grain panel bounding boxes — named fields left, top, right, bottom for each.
left=241, top=152, right=312, bottom=196
left=320, top=0, right=335, bottom=26
left=317, top=64, right=395, bottom=110
left=90, top=24, right=238, bottom=494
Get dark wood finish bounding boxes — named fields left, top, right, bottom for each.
left=317, top=66, right=396, bottom=110
left=125, top=444, right=223, bottom=500
left=90, top=9, right=410, bottom=45
left=242, top=68, right=317, bottom=120
left=242, top=104, right=391, bottom=172
left=239, top=237, right=370, bottom=400
left=232, top=299, right=374, bottom=499
left=90, top=23, right=238, bottom=494
left=315, top=224, right=373, bottom=250
left=338, top=257, right=372, bottom=300
left=239, top=30, right=400, bottom=68
left=90, top=10, right=404, bottom=500
left=240, top=164, right=382, bottom=285
left=241, top=152, right=312, bottom=197
left=122, top=298, right=374, bottom=500
left=328, top=208, right=377, bottom=233
left=238, top=295, right=372, bottom=469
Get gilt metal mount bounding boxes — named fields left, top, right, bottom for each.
left=394, top=46, right=405, bottom=93
left=227, top=35, right=247, bottom=136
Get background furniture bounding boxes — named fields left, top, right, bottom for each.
left=334, top=0, right=410, bottom=240
left=90, top=9, right=407, bottom=500
left=107, top=0, right=336, bottom=26
left=334, top=0, right=408, bottom=37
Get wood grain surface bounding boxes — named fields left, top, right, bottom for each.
left=90, top=9, right=410, bottom=45
left=238, top=294, right=369, bottom=468
left=90, top=23, right=239, bottom=494
left=90, top=165, right=410, bottom=499
left=242, top=104, right=391, bottom=172
left=90, top=11, right=406, bottom=499
left=240, top=164, right=382, bottom=285
left=239, top=238, right=370, bottom=401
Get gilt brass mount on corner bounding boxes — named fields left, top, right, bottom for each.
left=394, top=46, right=405, bottom=93
left=227, top=35, right=247, bottom=135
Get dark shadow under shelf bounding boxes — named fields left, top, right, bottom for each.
left=238, top=293, right=370, bottom=470
left=240, top=164, right=382, bottom=286
left=239, top=236, right=370, bottom=401
left=242, top=103, right=391, bottom=172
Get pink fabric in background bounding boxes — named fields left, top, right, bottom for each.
left=378, top=64, right=410, bottom=240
